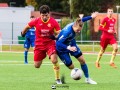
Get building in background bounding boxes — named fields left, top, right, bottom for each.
left=0, top=7, right=32, bottom=44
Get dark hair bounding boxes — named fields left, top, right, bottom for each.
left=39, top=5, right=50, bottom=14
left=30, top=16, right=35, bottom=18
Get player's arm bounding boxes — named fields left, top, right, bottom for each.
left=56, top=35, right=68, bottom=49
left=54, top=30, right=61, bottom=38
left=21, top=24, right=31, bottom=37
left=56, top=32, right=76, bottom=52
left=80, top=12, right=98, bottom=22
left=57, top=39, right=76, bottom=52
left=113, top=19, right=117, bottom=36
left=49, top=19, right=61, bottom=40
left=98, top=18, right=108, bottom=32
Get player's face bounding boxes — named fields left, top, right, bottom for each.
left=107, top=9, right=113, bottom=16
left=40, top=13, right=50, bottom=22
left=30, top=17, right=35, bottom=20
left=73, top=26, right=82, bottom=33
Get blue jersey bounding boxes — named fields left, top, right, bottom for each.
left=24, top=27, right=35, bottom=48
left=56, top=22, right=76, bottom=52
left=25, top=27, right=35, bottom=39
left=56, top=16, right=92, bottom=52
left=56, top=16, right=93, bottom=66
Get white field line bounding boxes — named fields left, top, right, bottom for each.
left=0, top=60, right=119, bottom=65
left=1, top=51, right=120, bottom=55
left=0, top=61, right=64, bottom=65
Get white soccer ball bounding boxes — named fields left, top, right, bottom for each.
left=70, top=68, right=83, bottom=80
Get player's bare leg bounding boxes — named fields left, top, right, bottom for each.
left=34, top=61, right=42, bottom=68
left=51, top=54, right=62, bottom=84
left=68, top=64, right=74, bottom=69
left=110, top=43, right=118, bottom=68
left=95, top=48, right=105, bottom=68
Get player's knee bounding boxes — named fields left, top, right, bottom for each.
left=68, top=64, right=74, bottom=70
left=52, top=60, right=58, bottom=64
left=34, top=62, right=41, bottom=68
left=34, top=64, right=40, bottom=68
left=66, top=61, right=73, bottom=69
left=114, top=48, right=118, bottom=52
left=112, top=48, right=118, bottom=56
left=80, top=60, right=86, bottom=65
left=99, top=49, right=104, bottom=56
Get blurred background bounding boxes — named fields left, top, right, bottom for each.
left=0, top=0, right=120, bottom=52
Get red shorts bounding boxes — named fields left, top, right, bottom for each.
left=100, top=37, right=117, bottom=49
left=34, top=41, right=57, bottom=62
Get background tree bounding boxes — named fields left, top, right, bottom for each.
left=35, top=0, right=69, bottom=13
left=71, top=0, right=101, bottom=17
left=0, top=0, right=120, bottom=16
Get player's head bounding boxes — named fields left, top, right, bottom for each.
left=73, top=18, right=83, bottom=33
left=39, top=5, right=50, bottom=22
left=107, top=8, right=113, bottom=17
left=30, top=16, right=35, bottom=20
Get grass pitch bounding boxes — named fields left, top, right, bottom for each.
left=0, top=52, right=120, bottom=90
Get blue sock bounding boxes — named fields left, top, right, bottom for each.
left=24, top=51, right=28, bottom=63
left=81, top=64, right=89, bottom=78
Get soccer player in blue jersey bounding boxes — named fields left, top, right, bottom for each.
left=56, top=12, right=98, bottom=84
left=23, top=16, right=35, bottom=64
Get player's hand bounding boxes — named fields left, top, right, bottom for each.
left=67, top=46, right=77, bottom=52
left=49, top=35, right=56, bottom=40
left=91, top=12, right=99, bottom=18
left=114, top=31, right=117, bottom=34
left=114, top=33, right=117, bottom=40
left=21, top=32, right=26, bottom=37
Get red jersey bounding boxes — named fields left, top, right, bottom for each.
left=99, top=16, right=116, bottom=38
left=28, top=17, right=60, bottom=46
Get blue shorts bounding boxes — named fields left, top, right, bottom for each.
left=57, top=45, right=82, bottom=67
left=24, top=38, right=35, bottom=49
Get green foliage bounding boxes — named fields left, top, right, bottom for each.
left=60, top=17, right=73, bottom=29
left=71, top=0, right=101, bottom=17
left=75, top=21, right=91, bottom=41
left=0, top=0, right=9, bottom=3
left=1, top=0, right=120, bottom=15
left=35, top=0, right=69, bottom=13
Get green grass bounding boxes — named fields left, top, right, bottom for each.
left=0, top=52, right=120, bottom=90
left=1, top=44, right=117, bottom=52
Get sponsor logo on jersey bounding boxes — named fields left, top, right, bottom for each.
left=47, top=23, right=51, bottom=27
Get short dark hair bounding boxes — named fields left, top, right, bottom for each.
left=30, top=16, right=35, bottom=18
left=39, top=5, right=50, bottom=14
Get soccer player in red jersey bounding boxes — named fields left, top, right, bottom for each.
left=95, top=8, right=118, bottom=68
left=21, top=5, right=62, bottom=84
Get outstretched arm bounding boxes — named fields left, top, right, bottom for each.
left=79, top=12, right=98, bottom=22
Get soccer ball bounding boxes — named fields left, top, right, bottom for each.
left=70, top=68, right=83, bottom=80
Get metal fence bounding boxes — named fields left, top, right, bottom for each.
left=0, top=20, right=101, bottom=45
left=1, top=40, right=120, bottom=53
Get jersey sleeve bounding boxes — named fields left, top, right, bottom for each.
left=71, top=39, right=76, bottom=46
left=28, top=18, right=38, bottom=28
left=56, top=32, right=70, bottom=49
left=98, top=18, right=108, bottom=32
left=82, top=16, right=92, bottom=22
left=53, top=19, right=61, bottom=31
